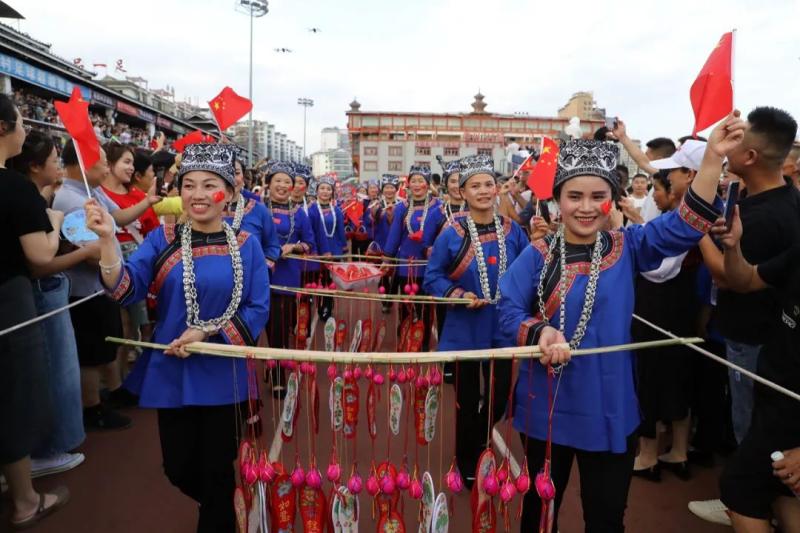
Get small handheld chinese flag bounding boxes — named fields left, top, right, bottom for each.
left=208, top=86, right=252, bottom=132
left=54, top=86, right=100, bottom=170
left=690, top=31, right=734, bottom=136
left=527, top=137, right=559, bottom=200
left=172, top=130, right=205, bottom=153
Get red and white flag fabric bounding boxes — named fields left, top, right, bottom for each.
left=690, top=32, right=734, bottom=136
left=54, top=87, right=100, bottom=170
left=208, top=86, right=253, bottom=131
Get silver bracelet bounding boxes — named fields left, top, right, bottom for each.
left=98, top=258, right=121, bottom=275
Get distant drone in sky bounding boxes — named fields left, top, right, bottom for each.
left=308, top=28, right=322, bottom=33
left=274, top=48, right=293, bottom=53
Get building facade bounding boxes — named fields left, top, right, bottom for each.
left=229, top=119, right=303, bottom=162
left=557, top=91, right=606, bottom=122
left=346, top=93, right=606, bottom=181
left=311, top=148, right=353, bottom=177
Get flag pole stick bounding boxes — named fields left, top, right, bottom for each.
left=72, top=142, right=93, bottom=198
left=731, top=28, right=737, bottom=108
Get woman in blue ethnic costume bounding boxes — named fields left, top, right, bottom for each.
left=353, top=179, right=380, bottom=256
left=87, top=143, right=270, bottom=532
left=423, top=155, right=528, bottom=487
left=369, top=174, right=402, bottom=304
left=225, top=154, right=281, bottom=271
left=424, top=157, right=469, bottom=345
left=384, top=165, right=443, bottom=352
left=265, top=161, right=316, bottom=360
left=498, top=117, right=743, bottom=532
left=307, top=175, right=345, bottom=319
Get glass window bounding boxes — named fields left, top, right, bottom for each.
left=388, top=161, right=403, bottom=172
left=415, top=146, right=431, bottom=156
left=388, top=146, right=402, bottom=156
left=483, top=119, right=498, bottom=128
left=364, top=161, right=378, bottom=171
left=380, top=116, right=393, bottom=126
left=447, top=118, right=460, bottom=128
left=350, top=116, right=361, bottom=127
left=444, top=147, right=459, bottom=157
left=419, top=117, right=433, bottom=127
left=464, top=119, right=480, bottom=128
left=406, top=117, right=418, bottom=126
left=434, top=118, right=447, bottom=127
left=364, top=146, right=378, bottom=156
left=477, top=148, right=492, bottom=157
left=499, top=119, right=511, bottom=129
left=362, top=116, right=378, bottom=127
left=393, top=117, right=405, bottom=127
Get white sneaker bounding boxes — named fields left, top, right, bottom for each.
left=31, top=452, right=85, bottom=478
left=688, top=499, right=732, bottom=526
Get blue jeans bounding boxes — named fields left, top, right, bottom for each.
left=725, top=339, right=761, bottom=444
left=32, top=274, right=85, bottom=457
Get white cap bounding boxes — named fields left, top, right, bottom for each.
left=650, top=139, right=708, bottom=172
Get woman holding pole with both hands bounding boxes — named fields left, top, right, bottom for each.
left=85, top=143, right=269, bottom=532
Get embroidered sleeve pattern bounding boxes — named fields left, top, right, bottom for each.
left=678, top=186, right=721, bottom=233
left=517, top=317, right=547, bottom=347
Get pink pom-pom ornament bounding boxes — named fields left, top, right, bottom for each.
left=500, top=480, right=517, bottom=503
left=409, top=479, right=423, bottom=499
left=306, top=467, right=322, bottom=489
left=290, top=463, right=306, bottom=488
left=366, top=474, right=380, bottom=496
left=347, top=472, right=363, bottom=494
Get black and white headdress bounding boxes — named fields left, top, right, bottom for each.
left=408, top=164, right=432, bottom=183
left=265, top=160, right=297, bottom=183
left=380, top=174, right=400, bottom=190
left=458, top=154, right=495, bottom=187
left=436, top=155, right=462, bottom=179
left=178, top=143, right=236, bottom=188
left=554, top=140, right=620, bottom=193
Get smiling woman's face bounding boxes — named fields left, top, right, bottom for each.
left=557, top=176, right=612, bottom=243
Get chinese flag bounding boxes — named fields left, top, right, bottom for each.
left=518, top=155, right=536, bottom=174
left=343, top=200, right=365, bottom=227
left=690, top=32, right=733, bottom=136
left=172, top=130, right=205, bottom=152
left=208, top=86, right=252, bottom=131
left=54, top=86, right=100, bottom=169
left=527, top=137, right=558, bottom=200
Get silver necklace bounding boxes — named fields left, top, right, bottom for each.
left=536, top=225, right=603, bottom=351
left=405, top=195, right=430, bottom=235
left=181, top=220, right=244, bottom=333
left=465, top=211, right=507, bottom=304
left=316, top=201, right=337, bottom=238
left=444, top=201, right=464, bottom=226
left=230, top=193, right=246, bottom=231
left=269, top=199, right=295, bottom=244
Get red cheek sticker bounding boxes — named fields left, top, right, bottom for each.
left=601, top=199, right=613, bottom=215
left=212, top=191, right=226, bottom=204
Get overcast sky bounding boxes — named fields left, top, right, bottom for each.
left=14, top=0, right=800, bottom=153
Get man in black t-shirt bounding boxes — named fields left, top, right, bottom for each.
left=717, top=209, right=800, bottom=532
left=712, top=107, right=800, bottom=444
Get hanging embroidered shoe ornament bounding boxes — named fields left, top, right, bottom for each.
left=419, top=471, right=436, bottom=533
left=373, top=319, right=387, bottom=351
left=431, top=492, right=450, bottom=533
left=270, top=469, right=297, bottom=531
left=324, top=317, right=337, bottom=353
left=389, top=384, right=403, bottom=436
left=296, top=297, right=310, bottom=349
left=281, top=371, right=300, bottom=441
left=424, top=385, right=439, bottom=443
left=335, top=320, right=348, bottom=352
left=472, top=448, right=497, bottom=533
left=330, top=376, right=345, bottom=433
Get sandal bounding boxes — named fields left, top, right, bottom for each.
left=10, top=486, right=70, bottom=530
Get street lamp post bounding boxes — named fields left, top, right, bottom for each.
left=237, top=0, right=268, bottom=164
left=297, top=98, right=313, bottom=162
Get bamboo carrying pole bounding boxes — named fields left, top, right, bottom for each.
left=285, top=253, right=428, bottom=266
left=105, top=336, right=704, bottom=365
left=270, top=285, right=473, bottom=304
